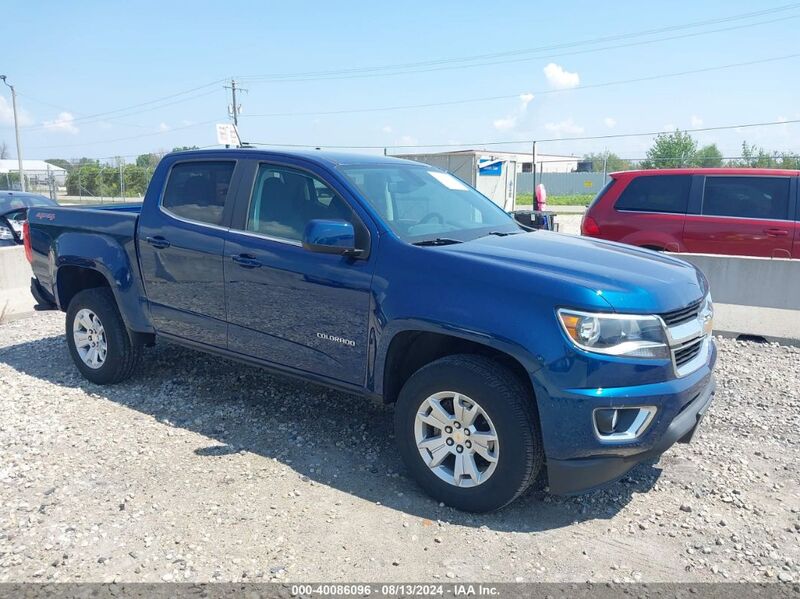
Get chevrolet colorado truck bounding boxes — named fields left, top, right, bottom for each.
left=25, top=149, right=716, bottom=512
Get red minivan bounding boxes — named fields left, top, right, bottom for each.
left=581, top=168, right=800, bottom=258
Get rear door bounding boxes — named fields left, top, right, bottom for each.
left=682, top=175, right=796, bottom=258
left=138, top=159, right=240, bottom=347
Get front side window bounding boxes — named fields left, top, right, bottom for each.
left=702, top=176, right=790, bottom=220
left=338, top=164, right=517, bottom=242
left=615, top=175, right=691, bottom=214
left=246, top=165, right=358, bottom=243
left=162, top=161, right=235, bottom=225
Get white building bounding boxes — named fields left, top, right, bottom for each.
left=0, top=159, right=68, bottom=186
left=394, top=149, right=581, bottom=175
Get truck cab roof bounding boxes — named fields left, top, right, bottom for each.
left=166, top=147, right=421, bottom=169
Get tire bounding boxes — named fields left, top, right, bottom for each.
left=65, top=287, right=142, bottom=385
left=394, top=354, right=543, bottom=512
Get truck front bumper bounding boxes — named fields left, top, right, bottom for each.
left=546, top=374, right=715, bottom=495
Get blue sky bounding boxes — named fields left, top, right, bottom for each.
left=3, top=0, right=800, bottom=162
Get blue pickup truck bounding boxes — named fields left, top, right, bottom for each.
left=25, top=149, right=716, bottom=512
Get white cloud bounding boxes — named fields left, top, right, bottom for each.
left=398, top=134, right=418, bottom=146
left=690, top=115, right=703, bottom=127
left=158, top=122, right=170, bottom=132
left=519, top=93, right=534, bottom=107
left=543, top=63, right=580, bottom=89
left=0, top=96, right=33, bottom=126
left=42, top=112, right=78, bottom=134
left=493, top=93, right=534, bottom=131
left=181, top=119, right=195, bottom=127
left=603, top=117, right=617, bottom=128
left=493, top=117, right=517, bottom=131
left=544, top=118, right=584, bottom=136
left=381, top=125, right=393, bottom=133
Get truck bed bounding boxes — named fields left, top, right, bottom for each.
left=27, top=204, right=143, bottom=310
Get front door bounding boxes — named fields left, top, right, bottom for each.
left=224, top=161, right=375, bottom=385
left=138, top=159, right=238, bottom=347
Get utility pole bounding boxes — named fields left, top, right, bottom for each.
left=531, top=140, right=536, bottom=193
left=117, top=157, right=124, bottom=200
left=224, top=78, right=247, bottom=128
left=1, top=75, right=25, bottom=191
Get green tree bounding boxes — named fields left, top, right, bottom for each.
left=692, top=144, right=723, bottom=168
left=641, top=130, right=697, bottom=169
left=582, top=152, right=632, bottom=172
left=135, top=153, right=160, bottom=169
left=66, top=164, right=102, bottom=196
left=123, top=165, right=151, bottom=196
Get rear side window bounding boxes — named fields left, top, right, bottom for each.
left=702, top=176, right=790, bottom=220
left=162, top=161, right=235, bottom=225
left=586, top=179, right=614, bottom=211
left=614, top=175, right=691, bottom=214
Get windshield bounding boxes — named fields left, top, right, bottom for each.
left=0, top=194, right=57, bottom=214
left=338, top=164, right=518, bottom=243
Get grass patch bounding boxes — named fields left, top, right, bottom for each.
left=516, top=193, right=594, bottom=206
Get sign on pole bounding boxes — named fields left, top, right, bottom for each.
left=216, top=123, right=241, bottom=147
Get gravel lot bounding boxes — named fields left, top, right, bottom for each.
left=0, top=312, right=798, bottom=583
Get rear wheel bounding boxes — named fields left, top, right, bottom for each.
left=395, top=354, right=543, bottom=512
left=65, top=288, right=142, bottom=384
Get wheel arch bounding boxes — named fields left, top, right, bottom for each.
left=55, top=265, right=112, bottom=311
left=378, top=326, right=538, bottom=408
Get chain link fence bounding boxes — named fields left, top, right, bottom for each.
left=0, top=163, right=156, bottom=205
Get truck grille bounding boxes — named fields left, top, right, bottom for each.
left=674, top=337, right=704, bottom=368
left=661, top=299, right=703, bottom=326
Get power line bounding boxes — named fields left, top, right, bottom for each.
left=237, top=6, right=800, bottom=83
left=246, top=117, right=800, bottom=150
left=26, top=119, right=219, bottom=151
left=13, top=81, right=226, bottom=132
left=242, top=53, right=800, bottom=119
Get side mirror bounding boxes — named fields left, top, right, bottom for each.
left=302, top=219, right=362, bottom=256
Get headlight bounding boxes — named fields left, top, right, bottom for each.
left=702, top=294, right=714, bottom=336
left=557, top=309, right=669, bottom=359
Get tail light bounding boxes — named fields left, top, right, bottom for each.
left=23, top=220, right=33, bottom=263
left=581, top=215, right=601, bottom=237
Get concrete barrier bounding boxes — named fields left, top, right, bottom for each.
left=0, top=246, right=35, bottom=324
left=3, top=238, right=798, bottom=342
left=671, top=253, right=800, bottom=344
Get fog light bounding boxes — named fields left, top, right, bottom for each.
left=595, top=409, right=618, bottom=434
left=593, top=406, right=657, bottom=442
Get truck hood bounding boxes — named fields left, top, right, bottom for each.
left=444, top=231, right=707, bottom=313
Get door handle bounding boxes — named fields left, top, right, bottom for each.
left=232, top=253, right=261, bottom=268
left=145, top=236, right=170, bottom=249
left=765, top=228, right=789, bottom=237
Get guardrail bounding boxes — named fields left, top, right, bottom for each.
left=2, top=241, right=798, bottom=343
left=0, top=246, right=34, bottom=323
left=670, top=253, right=800, bottom=343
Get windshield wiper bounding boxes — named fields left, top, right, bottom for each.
left=482, top=230, right=525, bottom=237
left=412, top=237, right=463, bottom=246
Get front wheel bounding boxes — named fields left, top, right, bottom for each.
left=394, top=354, right=543, bottom=512
left=65, top=288, right=142, bottom=385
